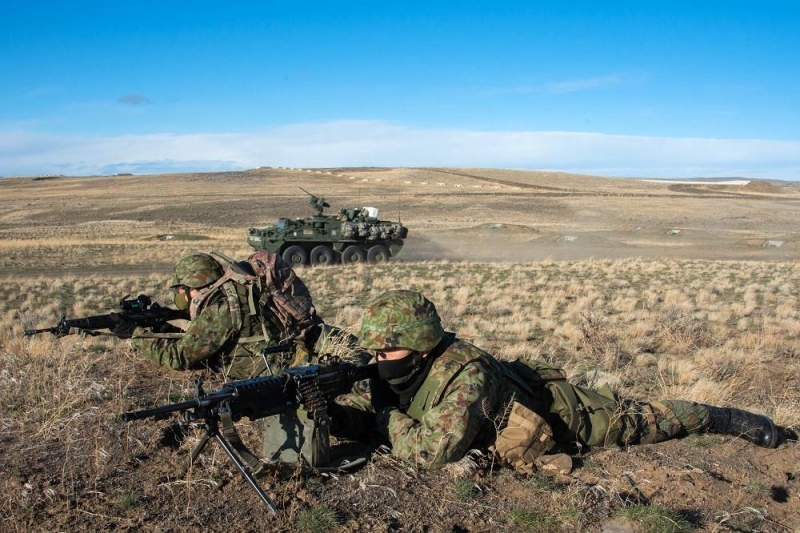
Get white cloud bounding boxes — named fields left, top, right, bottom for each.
left=475, top=74, right=628, bottom=98
left=1, top=120, right=798, bottom=180
left=546, top=75, right=622, bottom=94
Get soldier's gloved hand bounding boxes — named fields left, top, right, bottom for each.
left=292, top=342, right=313, bottom=366
left=369, top=377, right=398, bottom=414
left=109, top=313, right=137, bottom=338
left=154, top=322, right=181, bottom=333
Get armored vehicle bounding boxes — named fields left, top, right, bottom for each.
left=247, top=189, right=408, bottom=266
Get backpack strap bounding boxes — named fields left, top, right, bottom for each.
left=189, top=280, right=243, bottom=333
left=189, top=261, right=277, bottom=346
left=188, top=251, right=317, bottom=352
left=248, top=251, right=319, bottom=337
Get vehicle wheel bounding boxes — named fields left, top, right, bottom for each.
left=367, top=244, right=390, bottom=263
left=310, top=245, right=335, bottom=266
left=282, top=245, right=308, bottom=266
left=341, top=246, right=367, bottom=264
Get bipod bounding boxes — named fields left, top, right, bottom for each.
left=182, top=377, right=279, bottom=514
left=185, top=413, right=279, bottom=514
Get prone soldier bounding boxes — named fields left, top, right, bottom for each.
left=331, top=290, right=783, bottom=471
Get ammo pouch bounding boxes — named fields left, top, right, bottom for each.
left=493, top=401, right=554, bottom=474
left=261, top=406, right=330, bottom=467
left=545, top=381, right=618, bottom=447
left=489, top=357, right=566, bottom=472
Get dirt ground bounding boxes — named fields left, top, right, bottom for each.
left=1, top=168, right=800, bottom=531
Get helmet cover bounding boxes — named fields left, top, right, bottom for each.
left=360, top=290, right=445, bottom=352
left=170, top=253, right=223, bottom=289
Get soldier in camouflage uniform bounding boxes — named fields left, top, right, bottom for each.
left=331, top=290, right=780, bottom=469
left=113, top=252, right=326, bottom=380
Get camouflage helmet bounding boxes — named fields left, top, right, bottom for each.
left=360, top=290, right=445, bottom=352
left=170, top=253, right=223, bottom=289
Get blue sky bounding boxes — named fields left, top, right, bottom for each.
left=1, top=1, right=799, bottom=179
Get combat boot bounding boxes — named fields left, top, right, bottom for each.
left=705, top=406, right=778, bottom=448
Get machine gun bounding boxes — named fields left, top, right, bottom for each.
left=122, top=355, right=377, bottom=513
left=23, top=294, right=187, bottom=337
left=299, top=187, right=330, bottom=216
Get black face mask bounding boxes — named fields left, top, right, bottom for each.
left=377, top=352, right=424, bottom=386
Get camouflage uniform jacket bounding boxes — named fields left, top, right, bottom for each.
left=131, top=282, right=282, bottom=380
left=339, top=336, right=541, bottom=468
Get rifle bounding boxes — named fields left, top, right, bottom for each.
left=122, top=355, right=377, bottom=513
left=24, top=294, right=187, bottom=337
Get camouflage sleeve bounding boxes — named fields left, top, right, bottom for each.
left=384, top=363, right=490, bottom=468
left=131, top=300, right=236, bottom=371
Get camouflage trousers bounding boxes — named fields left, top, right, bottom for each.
left=604, top=399, right=711, bottom=446
left=545, top=381, right=711, bottom=448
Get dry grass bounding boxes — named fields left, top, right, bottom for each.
left=3, top=259, right=798, bottom=428
left=1, top=168, right=799, bottom=531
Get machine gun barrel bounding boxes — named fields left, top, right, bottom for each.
left=121, top=398, right=204, bottom=422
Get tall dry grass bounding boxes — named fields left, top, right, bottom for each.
left=3, top=258, right=798, bottom=423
